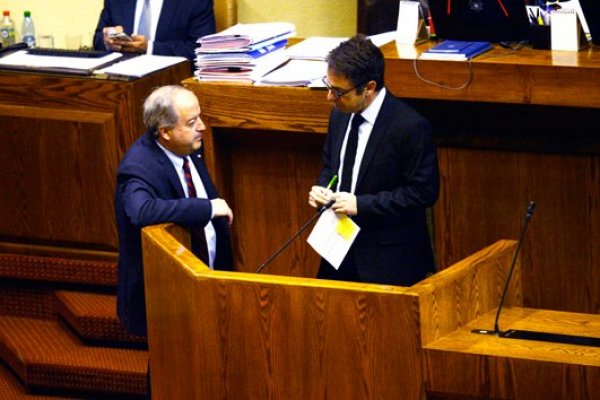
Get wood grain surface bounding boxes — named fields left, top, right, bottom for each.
left=0, top=62, right=190, bottom=253
left=143, top=223, right=424, bottom=399
left=185, top=42, right=600, bottom=315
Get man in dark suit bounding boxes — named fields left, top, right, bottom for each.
left=308, top=35, right=439, bottom=286
left=115, top=85, right=233, bottom=337
left=93, top=0, right=216, bottom=60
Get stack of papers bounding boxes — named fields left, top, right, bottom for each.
left=194, top=22, right=295, bottom=82
left=195, top=51, right=289, bottom=83
left=195, top=39, right=288, bottom=82
left=419, top=40, right=492, bottom=61
left=197, top=22, right=296, bottom=52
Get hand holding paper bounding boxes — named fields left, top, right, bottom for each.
left=331, top=192, right=357, bottom=216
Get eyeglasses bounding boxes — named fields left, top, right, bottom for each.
left=321, top=77, right=368, bottom=100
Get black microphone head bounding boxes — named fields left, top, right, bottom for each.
left=526, top=200, right=536, bottom=218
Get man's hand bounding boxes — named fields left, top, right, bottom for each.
left=211, top=198, right=233, bottom=226
left=102, top=26, right=126, bottom=51
left=118, top=34, right=149, bottom=54
left=308, top=185, right=333, bottom=208
left=331, top=192, right=358, bottom=216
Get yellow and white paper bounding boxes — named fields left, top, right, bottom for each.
left=307, top=209, right=361, bottom=269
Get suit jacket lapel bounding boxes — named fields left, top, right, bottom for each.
left=332, top=112, right=352, bottom=174
left=143, top=131, right=186, bottom=198
left=355, top=92, right=394, bottom=191
left=156, top=0, right=176, bottom=40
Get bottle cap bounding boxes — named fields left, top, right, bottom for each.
left=24, top=11, right=31, bottom=18
left=3, top=11, right=9, bottom=17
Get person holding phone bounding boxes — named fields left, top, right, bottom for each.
left=93, top=0, right=216, bottom=60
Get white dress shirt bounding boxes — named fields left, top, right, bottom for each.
left=157, top=142, right=218, bottom=269
left=337, top=87, right=387, bottom=193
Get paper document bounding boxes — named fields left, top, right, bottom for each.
left=285, top=36, right=347, bottom=60
left=257, top=59, right=326, bottom=86
left=195, top=50, right=288, bottom=83
left=307, top=209, right=361, bottom=269
left=95, top=54, right=187, bottom=78
left=197, top=22, right=296, bottom=51
left=368, top=31, right=397, bottom=47
left=0, top=50, right=122, bottom=71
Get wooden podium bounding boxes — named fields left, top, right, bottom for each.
left=142, top=224, right=600, bottom=399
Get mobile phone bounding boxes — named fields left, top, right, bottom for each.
left=109, top=32, right=132, bottom=42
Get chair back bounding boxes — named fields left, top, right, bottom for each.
left=214, top=0, right=237, bottom=32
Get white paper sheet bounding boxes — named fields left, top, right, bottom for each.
left=256, top=59, right=326, bottom=86
left=285, top=36, right=347, bottom=60
left=307, top=209, right=360, bottom=270
left=95, top=54, right=187, bottom=78
left=0, top=50, right=122, bottom=71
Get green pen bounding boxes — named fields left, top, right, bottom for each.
left=326, top=175, right=338, bottom=190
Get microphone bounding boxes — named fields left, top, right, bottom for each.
left=256, top=199, right=335, bottom=274
left=472, top=200, right=536, bottom=336
left=257, top=176, right=338, bottom=274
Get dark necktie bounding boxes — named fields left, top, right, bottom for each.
left=340, top=113, right=364, bottom=193
left=182, top=157, right=209, bottom=265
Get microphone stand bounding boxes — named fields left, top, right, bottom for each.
left=256, top=200, right=335, bottom=274
left=472, top=200, right=536, bottom=336
left=472, top=201, right=600, bottom=347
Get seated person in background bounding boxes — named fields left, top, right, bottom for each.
left=93, top=0, right=216, bottom=60
left=115, top=85, right=233, bottom=337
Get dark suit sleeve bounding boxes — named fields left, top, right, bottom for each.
left=153, top=0, right=216, bottom=59
left=118, top=170, right=213, bottom=229
left=93, top=0, right=113, bottom=50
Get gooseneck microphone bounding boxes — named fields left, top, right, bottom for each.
left=256, top=199, right=335, bottom=274
left=257, top=176, right=338, bottom=274
left=472, top=200, right=536, bottom=336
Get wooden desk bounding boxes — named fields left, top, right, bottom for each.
left=423, top=308, right=600, bottom=399
left=185, top=43, right=600, bottom=314
left=0, top=63, right=191, bottom=258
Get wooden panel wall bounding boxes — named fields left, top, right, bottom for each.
left=0, top=63, right=190, bottom=254
left=0, top=106, right=117, bottom=248
left=434, top=147, right=600, bottom=313
left=193, top=83, right=332, bottom=276
left=212, top=129, right=324, bottom=275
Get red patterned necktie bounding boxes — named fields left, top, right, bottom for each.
left=182, top=157, right=209, bottom=265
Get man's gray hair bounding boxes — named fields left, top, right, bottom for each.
left=143, top=85, right=192, bottom=133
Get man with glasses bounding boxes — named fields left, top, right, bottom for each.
left=308, top=35, right=439, bottom=286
